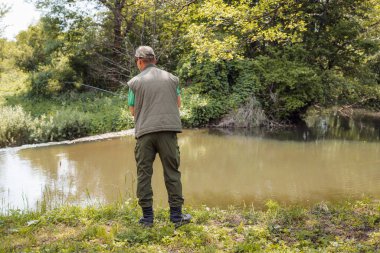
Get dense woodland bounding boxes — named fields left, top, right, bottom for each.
left=0, top=0, right=380, bottom=146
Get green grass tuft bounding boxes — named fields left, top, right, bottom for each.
left=0, top=199, right=379, bottom=252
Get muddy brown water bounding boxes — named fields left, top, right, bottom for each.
left=1, top=125, right=380, bottom=212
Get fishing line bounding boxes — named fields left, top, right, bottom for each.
left=65, top=82, right=128, bottom=97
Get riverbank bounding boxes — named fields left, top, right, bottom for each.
left=1, top=83, right=380, bottom=148
left=1, top=199, right=379, bottom=252
left=0, top=129, right=135, bottom=151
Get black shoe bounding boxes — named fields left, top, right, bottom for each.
left=139, top=206, right=154, bottom=227
left=138, top=217, right=154, bottom=227
left=170, top=206, right=192, bottom=228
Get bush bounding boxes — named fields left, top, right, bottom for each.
left=180, top=91, right=228, bottom=127
left=178, top=56, right=231, bottom=97
left=217, top=97, right=268, bottom=128
left=0, top=92, right=135, bottom=147
left=0, top=106, right=33, bottom=147
left=32, top=109, right=92, bottom=142
left=85, top=97, right=134, bottom=134
left=29, top=56, right=77, bottom=97
left=178, top=56, right=323, bottom=126
left=178, top=58, right=246, bottom=127
left=319, top=70, right=380, bottom=109
left=250, top=56, right=323, bottom=121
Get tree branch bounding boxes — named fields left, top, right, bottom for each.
left=177, top=0, right=197, bottom=13
left=98, top=0, right=113, bottom=10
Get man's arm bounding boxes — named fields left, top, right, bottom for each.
left=176, top=85, right=181, bottom=108
left=128, top=89, right=135, bottom=117
left=129, top=106, right=135, bottom=116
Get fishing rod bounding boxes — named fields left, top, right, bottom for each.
left=65, top=82, right=128, bottom=97
left=80, top=83, right=121, bottom=96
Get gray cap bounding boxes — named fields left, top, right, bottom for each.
left=135, top=46, right=155, bottom=59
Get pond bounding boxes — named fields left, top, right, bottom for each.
left=1, top=113, right=380, bottom=211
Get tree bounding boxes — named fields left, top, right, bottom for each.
left=0, top=3, right=10, bottom=36
left=29, top=0, right=193, bottom=88
left=182, top=0, right=308, bottom=61
left=0, top=3, right=10, bottom=77
left=15, top=17, right=78, bottom=96
left=298, top=0, right=378, bottom=73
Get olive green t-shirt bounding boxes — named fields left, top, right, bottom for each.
left=128, top=86, right=181, bottom=107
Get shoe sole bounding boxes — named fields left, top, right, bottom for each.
left=174, top=219, right=191, bottom=228
left=139, top=222, right=154, bottom=228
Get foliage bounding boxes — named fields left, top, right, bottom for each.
left=0, top=105, right=91, bottom=147
left=0, top=92, right=134, bottom=147
left=179, top=53, right=323, bottom=126
left=30, top=0, right=194, bottom=88
left=181, top=91, right=228, bottom=127
left=251, top=55, right=323, bottom=120
left=0, top=2, right=10, bottom=35
left=183, top=0, right=308, bottom=61
left=218, top=97, right=269, bottom=128
left=0, top=106, right=34, bottom=147
left=32, top=109, right=92, bottom=142
left=300, top=0, right=379, bottom=73
left=14, top=17, right=80, bottom=96
left=1, top=0, right=380, bottom=138
left=0, top=199, right=379, bottom=252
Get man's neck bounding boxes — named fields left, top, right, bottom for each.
left=141, top=63, right=156, bottom=72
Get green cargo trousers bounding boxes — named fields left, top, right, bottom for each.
left=134, top=131, right=184, bottom=208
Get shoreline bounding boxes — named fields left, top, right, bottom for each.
left=1, top=106, right=380, bottom=151
left=0, top=129, right=135, bottom=152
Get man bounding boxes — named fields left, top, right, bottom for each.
left=127, top=46, right=191, bottom=228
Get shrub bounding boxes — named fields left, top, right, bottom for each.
left=29, top=56, right=77, bottom=97
left=0, top=106, right=33, bottom=147
left=180, top=91, right=228, bottom=127
left=32, top=109, right=92, bottom=142
left=178, top=56, right=231, bottom=97
left=178, top=56, right=324, bottom=126
left=217, top=97, right=268, bottom=128
left=250, top=56, right=323, bottom=121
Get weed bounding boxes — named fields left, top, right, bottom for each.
left=1, top=199, right=379, bottom=252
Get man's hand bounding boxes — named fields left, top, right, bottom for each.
left=129, top=106, right=135, bottom=117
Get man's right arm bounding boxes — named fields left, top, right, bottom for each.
left=129, top=107, right=135, bottom=117
left=176, top=84, right=181, bottom=108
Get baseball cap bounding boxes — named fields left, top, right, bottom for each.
left=135, top=46, right=156, bottom=59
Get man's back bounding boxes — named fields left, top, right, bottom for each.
left=128, top=65, right=182, bottom=138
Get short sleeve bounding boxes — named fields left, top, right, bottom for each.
left=170, top=74, right=180, bottom=96
left=128, top=89, right=135, bottom=107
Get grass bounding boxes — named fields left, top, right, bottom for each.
left=0, top=92, right=135, bottom=147
left=0, top=199, right=379, bottom=252
left=0, top=61, right=134, bottom=147
left=1, top=91, right=133, bottom=132
left=0, top=69, right=136, bottom=147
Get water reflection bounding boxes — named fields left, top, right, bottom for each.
left=181, top=130, right=380, bottom=207
left=305, top=111, right=380, bottom=142
left=1, top=125, right=380, bottom=211
left=15, top=139, right=139, bottom=209
left=212, top=112, right=380, bottom=142
left=0, top=151, right=47, bottom=210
